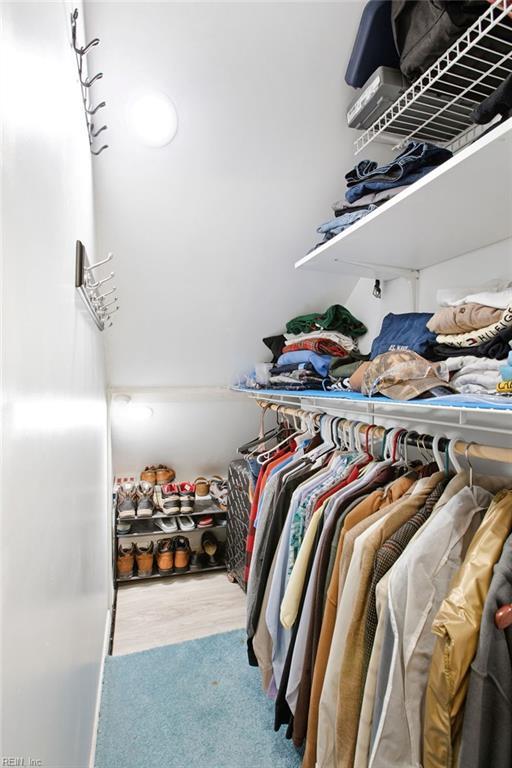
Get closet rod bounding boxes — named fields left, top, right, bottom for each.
left=257, top=400, right=512, bottom=465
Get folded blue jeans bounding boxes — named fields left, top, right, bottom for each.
left=345, top=141, right=452, bottom=186
left=345, top=165, right=441, bottom=204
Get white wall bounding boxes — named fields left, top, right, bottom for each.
left=111, top=389, right=267, bottom=479
left=1, top=3, right=110, bottom=766
left=86, top=1, right=372, bottom=475
left=346, top=238, right=512, bottom=355
left=89, top=1, right=366, bottom=388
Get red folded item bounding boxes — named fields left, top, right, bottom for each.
left=284, top=339, right=349, bottom=356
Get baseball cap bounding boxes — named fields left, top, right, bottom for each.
left=361, top=350, right=455, bottom=400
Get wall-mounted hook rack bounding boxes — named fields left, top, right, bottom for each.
left=75, top=241, right=119, bottom=331
left=71, top=8, right=109, bottom=156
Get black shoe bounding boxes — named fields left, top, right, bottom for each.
left=201, top=531, right=219, bottom=565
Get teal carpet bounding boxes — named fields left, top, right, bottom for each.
left=95, top=629, right=302, bottom=768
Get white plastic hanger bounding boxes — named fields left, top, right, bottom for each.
left=431, top=434, right=446, bottom=472
left=447, top=437, right=463, bottom=473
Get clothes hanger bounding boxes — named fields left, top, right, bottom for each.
left=243, top=404, right=283, bottom=456
left=447, top=437, right=463, bottom=473
left=254, top=408, right=308, bottom=463
left=432, top=433, right=447, bottom=473
left=464, top=441, right=475, bottom=488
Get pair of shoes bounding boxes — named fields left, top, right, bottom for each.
left=201, top=531, right=220, bottom=566
left=116, top=536, right=192, bottom=579
left=197, top=514, right=214, bottom=528
left=189, top=532, right=221, bottom=570
left=140, top=464, right=175, bottom=485
left=153, top=537, right=191, bottom=574
left=209, top=476, right=228, bottom=511
left=117, top=481, right=155, bottom=519
left=160, top=482, right=195, bottom=515
left=117, top=541, right=155, bottom=579
left=194, top=477, right=210, bottom=497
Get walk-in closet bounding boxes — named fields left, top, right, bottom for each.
left=2, top=1, right=512, bottom=767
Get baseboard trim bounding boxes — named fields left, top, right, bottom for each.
left=89, top=608, right=112, bottom=768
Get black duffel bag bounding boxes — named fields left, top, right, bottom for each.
left=392, top=0, right=488, bottom=81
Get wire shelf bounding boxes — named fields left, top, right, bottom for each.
left=354, top=0, right=512, bottom=155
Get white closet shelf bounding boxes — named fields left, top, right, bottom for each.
left=232, top=387, right=512, bottom=438
left=354, top=0, right=512, bottom=155
left=295, top=118, right=512, bottom=279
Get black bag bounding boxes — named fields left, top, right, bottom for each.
left=226, top=459, right=255, bottom=591
left=392, top=0, right=488, bottom=81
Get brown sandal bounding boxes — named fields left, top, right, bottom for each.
left=194, top=476, right=210, bottom=497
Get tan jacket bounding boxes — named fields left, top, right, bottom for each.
left=423, top=489, right=512, bottom=768
left=335, top=472, right=445, bottom=768
left=302, top=473, right=417, bottom=768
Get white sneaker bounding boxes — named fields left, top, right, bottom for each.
left=178, top=515, right=195, bottom=532
left=155, top=517, right=178, bottom=533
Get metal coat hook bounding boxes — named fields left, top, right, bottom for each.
left=89, top=123, right=108, bottom=138
left=99, top=299, right=119, bottom=312
left=91, top=145, right=109, bottom=156
left=85, top=101, right=106, bottom=115
left=86, top=271, right=115, bottom=290
left=81, top=72, right=103, bottom=88
left=84, top=252, right=113, bottom=273
left=71, top=8, right=109, bottom=156
left=71, top=10, right=100, bottom=56
left=93, top=286, right=116, bottom=302
left=75, top=241, right=118, bottom=331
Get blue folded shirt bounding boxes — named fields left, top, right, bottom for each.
left=277, top=351, right=332, bottom=377
left=499, top=364, right=512, bottom=382
left=371, top=312, right=436, bottom=359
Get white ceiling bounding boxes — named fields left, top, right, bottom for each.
left=86, top=1, right=366, bottom=387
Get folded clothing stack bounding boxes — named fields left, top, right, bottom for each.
left=497, top=349, right=512, bottom=396
left=429, top=280, right=512, bottom=360
left=345, top=141, right=452, bottom=203
left=444, top=355, right=503, bottom=395
left=261, top=304, right=368, bottom=391
left=311, top=141, right=452, bottom=250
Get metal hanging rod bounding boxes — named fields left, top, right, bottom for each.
left=75, top=240, right=119, bottom=330
left=257, top=400, right=512, bottom=465
left=71, top=8, right=109, bottom=156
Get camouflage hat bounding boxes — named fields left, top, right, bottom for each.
left=361, top=350, right=454, bottom=401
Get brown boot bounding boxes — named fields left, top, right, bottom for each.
left=156, top=539, right=174, bottom=575
left=156, top=465, right=175, bottom=485
left=135, top=542, right=154, bottom=577
left=140, top=466, right=157, bottom=484
left=173, top=536, right=191, bottom=573
left=117, top=543, right=135, bottom=580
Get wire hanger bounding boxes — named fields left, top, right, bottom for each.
left=464, top=441, right=475, bottom=488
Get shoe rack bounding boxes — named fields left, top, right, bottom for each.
left=113, top=490, right=228, bottom=584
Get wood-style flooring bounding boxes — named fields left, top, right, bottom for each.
left=112, top=571, right=246, bottom=655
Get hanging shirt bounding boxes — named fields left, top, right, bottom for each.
left=334, top=472, right=445, bottom=768
left=458, top=531, right=512, bottom=768
left=423, top=489, right=512, bottom=768
left=301, top=472, right=418, bottom=768
left=353, top=474, right=467, bottom=768
left=368, top=474, right=509, bottom=768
